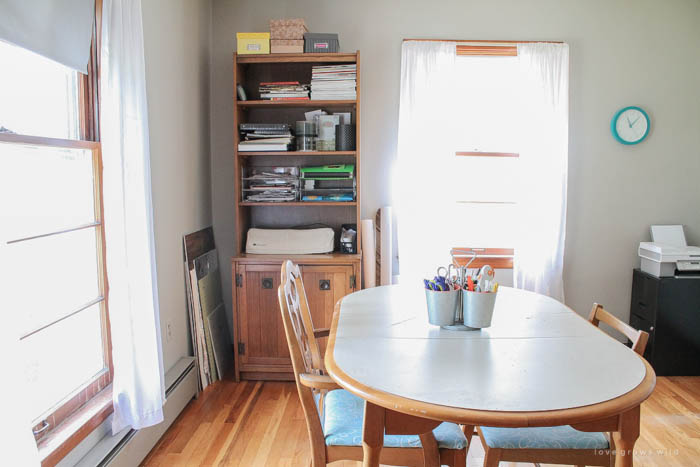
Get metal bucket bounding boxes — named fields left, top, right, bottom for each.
left=425, top=288, right=459, bottom=326
left=463, top=291, right=498, bottom=328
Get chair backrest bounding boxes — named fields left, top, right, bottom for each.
left=278, top=260, right=326, bottom=454
left=588, top=303, right=649, bottom=355
left=280, top=260, right=325, bottom=374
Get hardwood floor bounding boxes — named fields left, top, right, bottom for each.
left=142, top=377, right=700, bottom=466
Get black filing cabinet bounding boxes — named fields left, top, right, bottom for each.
left=629, top=269, right=700, bottom=376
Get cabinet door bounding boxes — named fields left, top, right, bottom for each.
left=300, top=264, right=355, bottom=355
left=237, top=264, right=290, bottom=371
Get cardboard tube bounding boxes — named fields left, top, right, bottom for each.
left=361, top=219, right=376, bottom=288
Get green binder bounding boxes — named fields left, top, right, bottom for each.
left=300, top=164, right=354, bottom=180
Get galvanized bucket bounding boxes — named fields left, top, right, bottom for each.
left=425, top=288, right=460, bottom=326
left=463, top=290, right=498, bottom=328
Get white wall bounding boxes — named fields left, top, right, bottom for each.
left=210, top=0, right=700, bottom=327
left=142, top=0, right=212, bottom=372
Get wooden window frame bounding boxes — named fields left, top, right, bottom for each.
left=452, top=248, right=514, bottom=269
left=2, top=1, right=111, bottom=465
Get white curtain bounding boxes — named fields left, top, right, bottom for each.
left=513, top=43, right=569, bottom=301
left=101, top=0, right=165, bottom=433
left=395, top=41, right=459, bottom=284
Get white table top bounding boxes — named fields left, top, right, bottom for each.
left=330, top=285, right=647, bottom=412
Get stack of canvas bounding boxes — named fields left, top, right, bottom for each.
left=183, top=228, right=233, bottom=390
left=310, top=64, right=356, bottom=100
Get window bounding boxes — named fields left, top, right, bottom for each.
left=450, top=50, right=522, bottom=266
left=0, top=35, right=109, bottom=463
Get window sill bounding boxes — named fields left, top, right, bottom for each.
left=38, top=386, right=113, bottom=467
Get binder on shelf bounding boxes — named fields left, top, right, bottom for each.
left=300, top=164, right=354, bottom=180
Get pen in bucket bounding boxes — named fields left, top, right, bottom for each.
left=462, top=264, right=499, bottom=328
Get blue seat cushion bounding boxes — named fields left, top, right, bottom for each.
left=322, top=389, right=467, bottom=449
left=480, top=426, right=610, bottom=450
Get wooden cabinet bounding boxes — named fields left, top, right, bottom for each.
left=232, top=254, right=360, bottom=381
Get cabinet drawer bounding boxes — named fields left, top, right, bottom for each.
left=629, top=313, right=655, bottom=336
left=631, top=271, right=658, bottom=322
left=629, top=313, right=654, bottom=360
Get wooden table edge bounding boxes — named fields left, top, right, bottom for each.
left=324, top=297, right=657, bottom=428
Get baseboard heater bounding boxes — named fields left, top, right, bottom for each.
left=69, top=357, right=197, bottom=467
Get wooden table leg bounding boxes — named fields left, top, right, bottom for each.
left=362, top=401, right=385, bottom=467
left=612, top=406, right=641, bottom=467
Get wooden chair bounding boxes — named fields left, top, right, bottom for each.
left=278, top=260, right=469, bottom=467
left=476, top=302, right=650, bottom=467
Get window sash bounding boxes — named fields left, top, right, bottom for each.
left=1, top=132, right=112, bottom=440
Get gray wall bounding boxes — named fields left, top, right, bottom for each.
left=142, top=0, right=212, bottom=373
left=210, top=0, right=700, bottom=333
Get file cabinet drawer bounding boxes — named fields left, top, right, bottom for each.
left=629, top=313, right=654, bottom=360
left=631, top=271, right=658, bottom=321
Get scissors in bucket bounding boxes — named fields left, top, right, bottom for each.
left=435, top=264, right=460, bottom=290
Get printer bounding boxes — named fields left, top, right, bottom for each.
left=638, top=225, right=700, bottom=277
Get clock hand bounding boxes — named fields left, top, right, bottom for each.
left=630, top=116, right=641, bottom=126
left=626, top=115, right=633, bottom=128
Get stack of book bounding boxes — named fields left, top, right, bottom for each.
left=310, top=64, right=356, bottom=100
left=238, top=123, right=293, bottom=151
left=259, top=81, right=310, bottom=100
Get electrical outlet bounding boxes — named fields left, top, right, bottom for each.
left=166, top=322, right=173, bottom=342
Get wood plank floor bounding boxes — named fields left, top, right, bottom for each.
left=142, top=376, right=700, bottom=466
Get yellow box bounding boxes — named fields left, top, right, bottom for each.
left=236, top=32, right=270, bottom=55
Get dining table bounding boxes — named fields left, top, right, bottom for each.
left=324, top=285, right=656, bottom=467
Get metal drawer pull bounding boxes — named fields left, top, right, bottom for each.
left=262, top=278, right=273, bottom=289
left=33, top=420, right=50, bottom=436
left=319, top=279, right=331, bottom=290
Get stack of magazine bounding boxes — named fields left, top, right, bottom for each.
left=242, top=167, right=299, bottom=202
left=238, top=123, right=293, bottom=151
left=259, top=81, right=310, bottom=100
left=310, top=64, right=356, bottom=100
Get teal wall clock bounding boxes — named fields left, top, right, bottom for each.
left=611, top=106, right=650, bottom=145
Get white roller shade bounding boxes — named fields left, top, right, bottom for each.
left=0, top=0, right=95, bottom=73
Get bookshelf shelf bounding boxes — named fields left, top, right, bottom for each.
left=238, top=150, right=356, bottom=157
left=237, top=99, right=356, bottom=108
left=236, top=52, right=357, bottom=64
left=239, top=201, right=357, bottom=207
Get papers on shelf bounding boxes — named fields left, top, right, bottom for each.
left=242, top=167, right=299, bottom=202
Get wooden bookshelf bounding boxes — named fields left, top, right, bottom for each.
left=232, top=51, right=362, bottom=381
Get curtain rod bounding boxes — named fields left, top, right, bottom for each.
left=403, top=39, right=563, bottom=44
